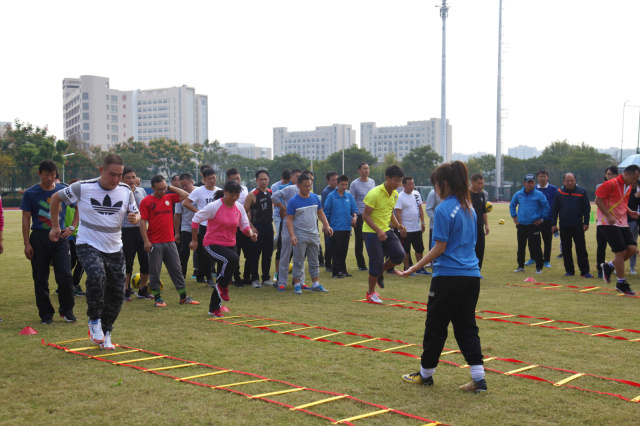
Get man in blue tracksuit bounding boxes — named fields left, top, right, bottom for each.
left=526, top=170, right=558, bottom=268
left=551, top=173, right=592, bottom=277
left=510, top=174, right=550, bottom=274
left=324, top=174, right=358, bottom=278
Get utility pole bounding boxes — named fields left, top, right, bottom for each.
left=495, top=0, right=503, bottom=201
left=439, top=0, right=450, bottom=163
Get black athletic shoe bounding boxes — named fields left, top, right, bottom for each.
left=331, top=274, right=343, bottom=279
left=41, top=318, right=53, bottom=325
left=601, top=262, right=614, bottom=284
left=325, top=267, right=332, bottom=273
left=319, top=261, right=325, bottom=267
left=341, top=272, right=353, bottom=278
left=60, top=313, right=78, bottom=323
left=137, top=287, right=154, bottom=300
left=234, top=280, right=243, bottom=288
left=460, top=378, right=488, bottom=392
left=616, top=280, right=637, bottom=296
left=377, top=275, right=385, bottom=289
left=74, top=287, right=86, bottom=297
left=196, top=276, right=207, bottom=283
left=358, top=266, right=368, bottom=272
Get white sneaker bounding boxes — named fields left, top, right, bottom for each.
left=88, top=319, right=104, bottom=344
left=513, top=267, right=525, bottom=273
left=366, top=292, right=383, bottom=304
left=262, top=279, right=274, bottom=287
left=252, top=280, right=262, bottom=288
left=99, top=331, right=115, bottom=350
left=631, top=269, right=637, bottom=275
left=536, top=269, right=543, bottom=274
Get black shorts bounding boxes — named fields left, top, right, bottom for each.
left=400, top=231, right=425, bottom=254
left=600, top=225, right=636, bottom=253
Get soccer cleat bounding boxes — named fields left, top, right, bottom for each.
left=616, top=280, right=636, bottom=296
left=208, top=309, right=223, bottom=318
left=41, top=318, right=53, bottom=325
left=459, top=378, right=487, bottom=392
left=262, top=279, right=274, bottom=287
left=137, top=287, right=154, bottom=300
left=524, top=258, right=535, bottom=266
left=301, top=284, right=311, bottom=290
left=180, top=296, right=200, bottom=305
left=564, top=272, right=574, bottom=277
left=416, top=268, right=431, bottom=275
left=154, top=299, right=167, bottom=307
left=513, top=267, right=525, bottom=273
left=60, top=313, right=77, bottom=323
left=535, top=269, right=542, bottom=274
left=402, top=372, right=434, bottom=386
left=99, top=331, right=115, bottom=350
left=216, top=283, right=230, bottom=301
left=74, top=287, right=86, bottom=297
left=293, top=284, right=302, bottom=294
left=277, top=284, right=286, bottom=292
left=88, top=319, right=105, bottom=344
left=581, top=273, right=594, bottom=279
left=366, top=292, right=383, bottom=304
left=544, top=262, right=552, bottom=268
left=601, top=263, right=614, bottom=284
left=252, top=280, right=262, bottom=288
left=311, top=284, right=329, bottom=292
left=377, top=275, right=385, bottom=288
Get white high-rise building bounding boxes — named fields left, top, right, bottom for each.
left=360, top=119, right=452, bottom=162
left=225, top=142, right=272, bottom=160
left=507, top=145, right=539, bottom=160
left=62, top=75, right=208, bottom=150
left=273, top=124, right=355, bottom=161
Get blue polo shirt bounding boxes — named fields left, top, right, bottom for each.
left=432, top=196, right=481, bottom=278
left=20, top=183, right=69, bottom=230
left=324, top=190, right=357, bottom=231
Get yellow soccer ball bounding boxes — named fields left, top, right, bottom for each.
left=289, top=262, right=293, bottom=272
left=131, top=273, right=141, bottom=288
left=485, top=201, right=493, bottom=213
left=498, top=219, right=505, bottom=225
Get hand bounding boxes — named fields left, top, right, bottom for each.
left=351, top=217, right=357, bottom=228
left=24, top=243, right=34, bottom=260
left=606, top=214, right=618, bottom=225
left=144, top=241, right=153, bottom=252
left=49, top=227, right=61, bottom=242
left=400, top=228, right=407, bottom=238
left=291, top=235, right=298, bottom=247
left=512, top=217, right=519, bottom=226
left=583, top=224, right=589, bottom=232
left=127, top=213, right=138, bottom=224
left=395, top=266, right=416, bottom=278
left=421, top=223, right=426, bottom=233
left=323, top=226, right=333, bottom=237
left=377, top=230, right=388, bottom=241
left=630, top=211, right=640, bottom=219
left=485, top=226, right=490, bottom=236
left=0, top=242, right=3, bottom=255
left=60, top=228, right=73, bottom=239
left=249, top=231, right=258, bottom=242
left=189, top=240, right=198, bottom=251
left=532, top=219, right=543, bottom=226
left=175, top=233, right=181, bottom=244
left=551, top=226, right=558, bottom=234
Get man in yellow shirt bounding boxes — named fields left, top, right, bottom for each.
left=362, top=165, right=407, bottom=303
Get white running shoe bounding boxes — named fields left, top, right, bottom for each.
left=99, top=331, right=115, bottom=350
left=252, top=280, right=262, bottom=288
left=366, top=292, right=383, bottom=304
left=262, top=279, right=274, bottom=287
left=88, top=319, right=104, bottom=344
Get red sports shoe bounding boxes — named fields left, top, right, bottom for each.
left=217, top=283, right=230, bottom=302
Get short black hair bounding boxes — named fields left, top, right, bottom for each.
left=470, top=173, right=484, bottom=182
left=302, top=170, right=314, bottom=177
left=281, top=169, right=291, bottom=180
left=605, top=165, right=618, bottom=175
left=202, top=168, right=216, bottom=178
left=385, top=165, right=404, bottom=179
left=123, top=166, right=136, bottom=177
left=291, top=168, right=302, bottom=175
left=200, top=164, right=212, bottom=174
left=337, top=174, right=349, bottom=184
left=150, top=175, right=165, bottom=188
left=39, top=160, right=58, bottom=173
left=226, top=167, right=239, bottom=178
left=102, top=154, right=124, bottom=168
left=171, top=175, right=180, bottom=181
left=256, top=169, right=269, bottom=179
left=214, top=180, right=242, bottom=200
left=179, top=173, right=193, bottom=181
left=625, top=165, right=640, bottom=174
left=297, top=174, right=311, bottom=184
left=402, top=176, right=414, bottom=185
left=536, top=170, right=548, bottom=177
left=326, top=171, right=338, bottom=181
left=357, top=162, right=368, bottom=170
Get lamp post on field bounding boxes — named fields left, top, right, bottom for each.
left=621, top=100, right=630, bottom=162
left=62, top=153, right=75, bottom=183
left=189, top=149, right=201, bottom=180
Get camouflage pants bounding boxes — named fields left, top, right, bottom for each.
left=76, top=244, right=125, bottom=332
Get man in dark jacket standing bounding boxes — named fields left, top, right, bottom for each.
left=551, top=173, right=592, bottom=278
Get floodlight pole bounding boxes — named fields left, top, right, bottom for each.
left=62, top=152, right=75, bottom=184
left=495, top=0, right=503, bottom=201
left=439, top=0, right=450, bottom=163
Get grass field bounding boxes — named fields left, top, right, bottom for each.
left=1, top=203, right=640, bottom=425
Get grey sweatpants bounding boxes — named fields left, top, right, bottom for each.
left=277, top=225, right=305, bottom=285
left=148, top=242, right=186, bottom=291
left=292, top=234, right=320, bottom=280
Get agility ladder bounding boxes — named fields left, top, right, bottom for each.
left=354, top=296, right=640, bottom=342
left=507, top=281, right=640, bottom=299
left=43, top=337, right=444, bottom=425
left=209, top=315, right=640, bottom=404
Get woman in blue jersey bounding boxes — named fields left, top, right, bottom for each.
left=396, top=161, right=486, bottom=392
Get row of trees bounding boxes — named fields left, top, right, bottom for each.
left=0, top=119, right=617, bottom=200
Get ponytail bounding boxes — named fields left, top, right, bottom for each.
left=432, top=161, right=472, bottom=213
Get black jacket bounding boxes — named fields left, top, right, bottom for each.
left=551, top=185, right=590, bottom=227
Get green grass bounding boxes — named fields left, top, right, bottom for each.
left=2, top=203, right=640, bottom=425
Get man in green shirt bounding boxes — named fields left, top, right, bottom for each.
left=362, top=165, right=407, bottom=304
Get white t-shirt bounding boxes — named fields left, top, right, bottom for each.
left=238, top=185, right=248, bottom=206
left=187, top=185, right=221, bottom=227
left=58, top=178, right=139, bottom=253
left=395, top=190, right=423, bottom=233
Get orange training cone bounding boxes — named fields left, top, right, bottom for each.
left=220, top=306, right=230, bottom=312
left=19, top=326, right=38, bottom=335
left=524, top=277, right=536, bottom=283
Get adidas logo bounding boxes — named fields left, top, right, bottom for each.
left=90, top=194, right=123, bottom=215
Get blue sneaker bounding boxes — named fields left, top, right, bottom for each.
left=544, top=262, right=552, bottom=268
left=293, top=284, right=302, bottom=294
left=524, top=259, right=535, bottom=266
left=416, top=268, right=431, bottom=275
left=581, top=273, right=594, bottom=279
left=564, top=272, right=574, bottom=276
left=311, top=284, right=329, bottom=292
left=277, top=284, right=286, bottom=292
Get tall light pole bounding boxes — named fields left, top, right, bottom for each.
left=62, top=153, right=75, bottom=183
left=621, top=100, right=630, bottom=162
left=495, top=0, right=504, bottom=200
left=438, top=0, right=450, bottom=163
left=189, top=148, right=201, bottom=180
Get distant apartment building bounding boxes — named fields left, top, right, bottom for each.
left=0, top=121, right=10, bottom=139
left=62, top=75, right=208, bottom=150
left=225, top=142, right=272, bottom=160
left=507, top=145, right=539, bottom=160
left=360, top=119, right=452, bottom=163
left=452, top=151, right=490, bottom=162
left=273, top=124, right=355, bottom=161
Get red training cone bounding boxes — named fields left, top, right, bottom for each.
left=524, top=277, right=536, bottom=283
left=220, top=306, right=230, bottom=312
left=19, top=326, right=38, bottom=335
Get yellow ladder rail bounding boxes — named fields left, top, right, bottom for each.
left=554, top=373, right=585, bottom=386
left=312, top=332, right=343, bottom=340
left=177, top=370, right=231, bottom=381
left=344, top=338, right=378, bottom=347
left=147, top=364, right=194, bottom=371
left=291, top=395, right=348, bottom=410
left=381, top=344, right=415, bottom=352
left=506, top=365, right=539, bottom=375
left=530, top=320, right=555, bottom=326
left=283, top=326, right=315, bottom=333
left=334, top=409, right=391, bottom=424
left=118, top=356, right=165, bottom=364
left=250, top=388, right=306, bottom=399
left=95, top=350, right=140, bottom=358
left=217, top=379, right=269, bottom=388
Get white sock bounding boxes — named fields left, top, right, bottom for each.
left=470, top=364, right=485, bottom=381
left=312, top=281, right=320, bottom=287
left=420, top=367, right=436, bottom=379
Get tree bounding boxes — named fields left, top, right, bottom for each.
left=269, top=153, right=311, bottom=176
left=401, top=146, right=443, bottom=186
left=201, top=139, right=228, bottom=173
left=147, top=138, right=195, bottom=177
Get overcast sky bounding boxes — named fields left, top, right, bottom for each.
left=1, top=0, right=639, bottom=156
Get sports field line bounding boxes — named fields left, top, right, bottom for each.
left=43, top=338, right=445, bottom=426
left=209, top=315, right=640, bottom=404
left=352, top=297, right=640, bottom=342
